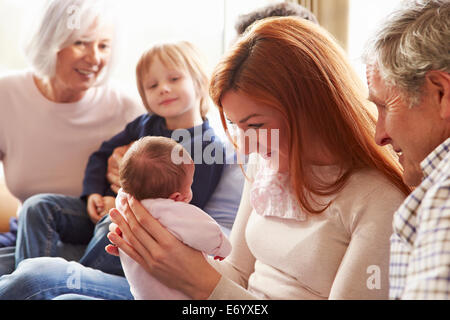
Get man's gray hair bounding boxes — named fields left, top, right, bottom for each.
left=363, top=0, right=450, bottom=105
left=24, top=0, right=120, bottom=84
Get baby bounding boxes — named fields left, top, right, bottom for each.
left=116, top=136, right=231, bottom=300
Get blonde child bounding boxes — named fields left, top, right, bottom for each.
left=83, top=41, right=224, bottom=217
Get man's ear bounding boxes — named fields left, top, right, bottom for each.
left=426, top=71, right=450, bottom=120
left=169, top=192, right=183, bottom=202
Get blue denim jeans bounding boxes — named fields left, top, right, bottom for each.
left=79, top=213, right=123, bottom=276
left=0, top=247, right=15, bottom=276
left=0, top=257, right=132, bottom=300
left=15, top=194, right=123, bottom=276
left=53, top=294, right=101, bottom=300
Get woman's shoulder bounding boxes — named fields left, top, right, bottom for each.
left=331, top=168, right=407, bottom=231
left=344, top=168, right=404, bottom=196
left=0, top=70, right=38, bottom=110
left=94, top=81, right=146, bottom=117
left=0, top=69, right=32, bottom=90
left=99, top=80, right=135, bottom=100
left=95, top=80, right=140, bottom=102
left=335, top=168, right=406, bottom=206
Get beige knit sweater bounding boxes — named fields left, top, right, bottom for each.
left=208, top=155, right=406, bottom=300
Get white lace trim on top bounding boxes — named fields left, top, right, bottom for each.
left=250, top=161, right=307, bottom=222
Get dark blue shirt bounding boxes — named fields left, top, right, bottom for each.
left=81, top=114, right=225, bottom=210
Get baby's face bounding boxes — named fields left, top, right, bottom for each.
left=180, top=162, right=195, bottom=203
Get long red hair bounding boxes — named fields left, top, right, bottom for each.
left=210, top=17, right=410, bottom=214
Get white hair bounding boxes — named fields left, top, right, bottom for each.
left=363, top=0, right=450, bottom=106
left=24, top=0, right=121, bottom=84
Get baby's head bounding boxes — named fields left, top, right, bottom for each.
left=119, top=136, right=194, bottom=202
left=135, top=41, right=210, bottom=120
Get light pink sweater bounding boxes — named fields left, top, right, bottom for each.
left=115, top=189, right=232, bottom=300
left=0, top=70, right=145, bottom=202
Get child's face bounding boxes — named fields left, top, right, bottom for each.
left=180, top=162, right=195, bottom=203
left=143, top=57, right=200, bottom=129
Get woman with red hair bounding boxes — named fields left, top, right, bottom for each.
left=106, top=17, right=411, bottom=300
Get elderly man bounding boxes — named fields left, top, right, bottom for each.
left=364, top=0, right=450, bottom=299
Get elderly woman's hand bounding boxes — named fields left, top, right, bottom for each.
left=105, top=196, right=221, bottom=299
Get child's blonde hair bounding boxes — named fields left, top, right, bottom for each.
left=136, top=41, right=210, bottom=119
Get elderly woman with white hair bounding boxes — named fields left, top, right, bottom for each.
left=0, top=0, right=144, bottom=275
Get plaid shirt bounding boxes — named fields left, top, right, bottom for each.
left=390, top=138, right=450, bottom=299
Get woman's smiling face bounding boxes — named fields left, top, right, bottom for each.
left=53, top=22, right=113, bottom=95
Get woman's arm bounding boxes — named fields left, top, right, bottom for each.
left=329, top=181, right=405, bottom=300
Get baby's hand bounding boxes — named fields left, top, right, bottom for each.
left=87, top=193, right=105, bottom=224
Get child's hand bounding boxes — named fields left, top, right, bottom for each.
left=107, top=143, right=133, bottom=193
left=87, top=193, right=105, bottom=223
left=102, top=196, right=116, bottom=218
